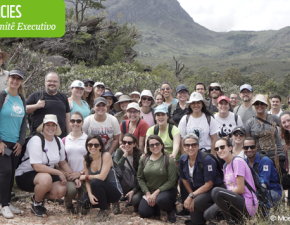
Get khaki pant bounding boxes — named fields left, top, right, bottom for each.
left=65, top=181, right=87, bottom=212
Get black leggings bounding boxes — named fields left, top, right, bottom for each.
left=0, top=142, right=20, bottom=207
left=79, top=179, right=121, bottom=210
left=139, top=189, right=177, bottom=218
left=204, top=187, right=249, bottom=223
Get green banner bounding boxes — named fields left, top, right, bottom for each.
left=0, top=0, right=65, bottom=37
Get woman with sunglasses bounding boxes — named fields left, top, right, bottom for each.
left=79, top=135, right=122, bottom=222
left=114, top=133, right=142, bottom=212
left=137, top=135, right=178, bottom=223
left=139, top=90, right=156, bottom=127
left=62, top=112, right=87, bottom=213
left=82, top=79, right=94, bottom=108
left=120, top=103, right=149, bottom=152
left=154, top=92, right=165, bottom=107
left=178, top=134, right=224, bottom=225
left=0, top=68, right=26, bottom=219
left=160, top=82, right=179, bottom=107
left=204, top=137, right=258, bottom=224
left=245, top=94, right=284, bottom=162
left=232, top=126, right=247, bottom=159
left=68, top=80, right=90, bottom=120
left=88, top=81, right=105, bottom=109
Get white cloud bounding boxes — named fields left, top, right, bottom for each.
left=177, top=0, right=290, bottom=32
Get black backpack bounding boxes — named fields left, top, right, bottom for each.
left=17, top=133, right=61, bottom=168
left=153, top=124, right=174, bottom=140
left=121, top=119, right=141, bottom=134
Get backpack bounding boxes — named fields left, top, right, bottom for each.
left=153, top=124, right=174, bottom=140
left=121, top=119, right=141, bottom=134
left=224, top=156, right=271, bottom=210
left=17, top=132, right=61, bottom=168
left=186, top=114, right=211, bottom=126
left=169, top=103, right=178, bottom=119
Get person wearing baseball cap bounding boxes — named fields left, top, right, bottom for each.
left=214, top=96, right=243, bottom=139
left=207, top=83, right=224, bottom=114
left=0, top=49, right=9, bottom=91
left=68, top=80, right=90, bottom=119
left=89, top=81, right=105, bottom=109
left=130, top=91, right=140, bottom=103
left=83, top=97, right=121, bottom=154
left=234, top=84, right=255, bottom=126
left=231, top=126, right=247, bottom=159
left=82, top=79, right=95, bottom=108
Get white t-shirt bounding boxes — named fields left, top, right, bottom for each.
left=178, top=113, right=219, bottom=150
left=83, top=114, right=121, bottom=151
left=214, top=112, right=243, bottom=138
left=16, top=135, right=66, bottom=176
left=64, top=132, right=88, bottom=172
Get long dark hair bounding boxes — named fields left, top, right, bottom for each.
left=154, top=112, right=178, bottom=126
left=146, top=135, right=165, bottom=157
left=187, top=100, right=213, bottom=117
left=280, top=111, right=290, bottom=145
left=123, top=133, right=142, bottom=171
left=84, top=134, right=105, bottom=169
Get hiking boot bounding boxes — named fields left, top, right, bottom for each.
left=95, top=209, right=110, bottom=222
left=112, top=202, right=120, bottom=215
left=8, top=203, right=21, bottom=214
left=1, top=206, right=14, bottom=219
left=31, top=204, right=48, bottom=217
left=167, top=211, right=177, bottom=223
left=176, top=208, right=190, bottom=218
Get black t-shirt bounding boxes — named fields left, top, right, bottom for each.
left=168, top=102, right=187, bottom=125
left=26, top=90, right=70, bottom=138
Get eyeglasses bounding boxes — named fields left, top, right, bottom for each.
left=210, top=87, right=220, bottom=92
left=161, top=87, right=171, bottom=91
left=184, top=143, right=198, bottom=148
left=70, top=119, right=82, bottom=124
left=149, top=142, right=161, bottom=148
left=233, top=132, right=245, bottom=137
left=46, top=80, right=59, bottom=84
left=254, top=102, right=266, bottom=106
left=127, top=110, right=139, bottom=114
left=9, top=76, right=23, bottom=81
left=243, top=145, right=256, bottom=150
left=122, top=141, right=134, bottom=145
left=84, top=84, right=93, bottom=87
left=214, top=145, right=226, bottom=151
left=178, top=90, right=188, bottom=94
left=87, top=143, right=100, bottom=148
left=96, top=85, right=105, bottom=90
left=230, top=97, right=238, bottom=100
left=142, top=97, right=152, bottom=101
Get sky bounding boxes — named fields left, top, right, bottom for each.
left=177, top=0, right=290, bottom=32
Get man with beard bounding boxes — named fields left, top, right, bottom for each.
left=207, top=83, right=224, bottom=114
left=234, top=84, right=255, bottom=126
left=26, top=72, right=70, bottom=138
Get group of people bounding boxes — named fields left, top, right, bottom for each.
left=0, top=48, right=290, bottom=224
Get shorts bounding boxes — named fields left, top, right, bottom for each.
left=16, top=170, right=60, bottom=192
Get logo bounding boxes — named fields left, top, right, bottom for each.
left=78, top=82, right=82, bottom=86
left=263, top=165, right=269, bottom=171
left=12, top=102, right=23, bottom=114
left=270, top=215, right=276, bottom=221
left=208, top=165, right=213, bottom=171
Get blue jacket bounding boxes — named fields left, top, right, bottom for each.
left=246, top=153, right=282, bottom=196
left=179, top=151, right=223, bottom=191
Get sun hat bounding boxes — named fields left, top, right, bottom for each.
left=240, top=84, right=253, bottom=93
left=115, top=92, right=123, bottom=97
left=36, top=114, right=62, bottom=136
left=252, top=94, right=268, bottom=106
left=9, top=69, right=24, bottom=79
left=113, top=95, right=132, bottom=111
left=94, top=97, right=107, bottom=106
left=154, top=104, right=168, bottom=114
left=70, top=80, right=85, bottom=89
left=139, top=90, right=155, bottom=103
left=232, top=126, right=246, bottom=135
left=102, top=91, right=117, bottom=103
left=130, top=91, right=141, bottom=97
left=93, top=82, right=105, bottom=88
left=0, top=49, right=9, bottom=62
left=186, top=92, right=204, bottom=104
left=176, top=84, right=188, bottom=93
left=127, top=102, right=140, bottom=111
left=217, top=95, right=230, bottom=104
left=82, top=78, right=95, bottom=85
left=208, top=83, right=224, bottom=96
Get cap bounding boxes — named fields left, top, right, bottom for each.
left=102, top=91, right=117, bottom=103
left=36, top=114, right=62, bottom=136
left=9, top=69, right=24, bottom=79
left=187, top=92, right=204, bottom=104
left=115, top=92, right=123, bottom=97
left=82, top=78, right=95, bottom=85
left=94, top=97, right=107, bottom=106
left=154, top=104, right=168, bottom=114
left=252, top=94, right=268, bottom=106
left=93, top=82, right=105, bottom=88
left=217, top=95, right=230, bottom=104
left=70, top=80, right=85, bottom=89
left=240, top=84, right=253, bottom=93
left=127, top=102, right=140, bottom=111
left=130, top=91, right=141, bottom=97
left=232, top=126, right=246, bottom=135
left=176, top=84, right=188, bottom=93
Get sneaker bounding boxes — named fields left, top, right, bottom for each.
left=119, top=196, right=127, bottom=202
left=185, top=220, right=193, bottom=225
left=95, top=209, right=110, bottom=222
left=31, top=204, right=47, bottom=217
left=167, top=211, right=176, bottom=223
left=112, top=202, right=120, bottom=215
left=176, top=208, right=190, bottom=218
left=1, top=206, right=14, bottom=219
left=31, top=195, right=46, bottom=211
left=8, top=203, right=21, bottom=214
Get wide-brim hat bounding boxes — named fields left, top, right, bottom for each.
left=0, top=49, right=9, bottom=62
left=252, top=94, right=268, bottom=106
left=139, top=90, right=155, bottom=104
left=114, top=95, right=132, bottom=111
left=208, top=83, right=224, bottom=96
left=36, top=114, right=62, bottom=136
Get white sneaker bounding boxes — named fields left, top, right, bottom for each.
left=1, top=206, right=14, bottom=219
left=8, top=203, right=21, bottom=214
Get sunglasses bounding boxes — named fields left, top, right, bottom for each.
left=84, top=84, right=93, bottom=87
left=96, top=85, right=105, bottom=90
left=161, top=87, right=171, bottom=91
left=214, top=145, right=226, bottom=151
left=210, top=87, right=220, bottom=91
left=233, top=132, right=245, bottom=137
left=149, top=142, right=161, bottom=148
left=184, top=143, right=198, bottom=148
left=87, top=143, right=100, bottom=148
left=254, top=102, right=266, bottom=106
left=243, top=145, right=256, bottom=150
left=122, top=141, right=134, bottom=145
left=142, top=97, right=152, bottom=101
left=70, top=119, right=82, bottom=124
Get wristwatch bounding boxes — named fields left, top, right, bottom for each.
left=189, top=193, right=196, bottom=199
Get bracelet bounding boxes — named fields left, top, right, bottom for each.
left=85, top=175, right=89, bottom=180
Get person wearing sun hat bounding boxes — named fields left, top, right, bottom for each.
left=68, top=80, right=90, bottom=119
left=139, top=90, right=156, bottom=127
left=0, top=49, right=9, bottom=90
left=114, top=95, right=133, bottom=124
left=16, top=114, right=80, bottom=217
